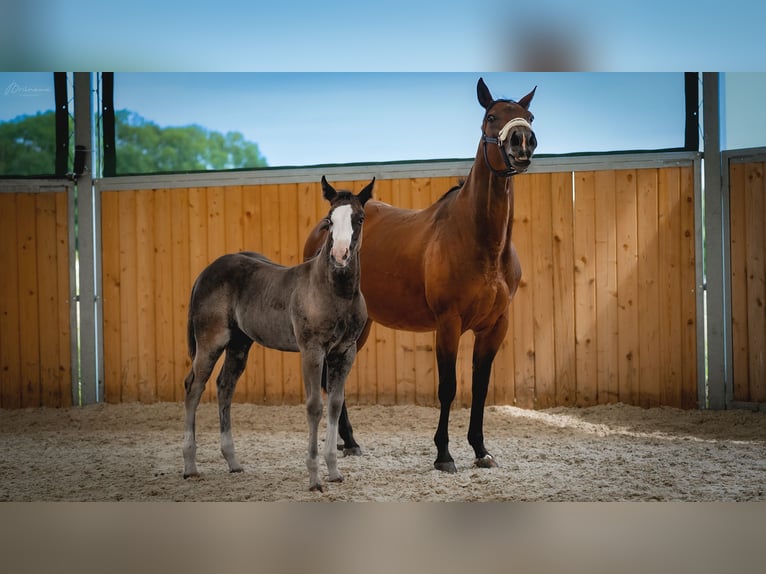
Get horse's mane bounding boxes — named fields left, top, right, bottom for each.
left=437, top=179, right=465, bottom=202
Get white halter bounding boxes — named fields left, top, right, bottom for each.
left=497, top=117, right=533, bottom=144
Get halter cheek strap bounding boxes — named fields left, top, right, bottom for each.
left=481, top=117, right=533, bottom=177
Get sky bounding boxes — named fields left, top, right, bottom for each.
left=2, top=72, right=764, bottom=169
left=1, top=72, right=690, bottom=168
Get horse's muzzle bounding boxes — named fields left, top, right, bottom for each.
left=507, top=128, right=537, bottom=172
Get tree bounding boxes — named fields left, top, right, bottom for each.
left=0, top=110, right=268, bottom=176
left=114, top=110, right=268, bottom=174
left=0, top=110, right=59, bottom=176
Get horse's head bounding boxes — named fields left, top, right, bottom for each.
left=477, top=77, right=537, bottom=176
left=320, top=176, right=374, bottom=268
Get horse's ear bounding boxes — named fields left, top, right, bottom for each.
left=477, top=77, right=493, bottom=110
left=518, top=86, right=537, bottom=110
left=357, top=177, right=375, bottom=206
left=321, top=175, right=337, bottom=202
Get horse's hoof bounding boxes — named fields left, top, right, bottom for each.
left=474, top=454, right=499, bottom=469
left=329, top=475, right=344, bottom=483
left=309, top=483, right=325, bottom=493
left=434, top=460, right=458, bottom=474
left=229, top=467, right=244, bottom=474
left=183, top=472, right=199, bottom=479
left=343, top=446, right=362, bottom=457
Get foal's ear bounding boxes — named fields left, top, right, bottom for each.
left=518, top=86, right=537, bottom=110
left=477, top=77, right=493, bottom=110
left=321, top=175, right=337, bottom=202
left=357, top=177, right=375, bottom=206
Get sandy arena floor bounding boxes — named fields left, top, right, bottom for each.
left=1, top=401, right=765, bottom=501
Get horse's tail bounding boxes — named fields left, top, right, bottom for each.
left=186, top=302, right=196, bottom=360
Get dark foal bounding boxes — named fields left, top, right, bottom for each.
left=182, top=177, right=373, bottom=491
left=304, top=77, right=537, bottom=472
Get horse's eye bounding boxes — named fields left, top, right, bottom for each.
left=486, top=114, right=496, bottom=123
left=529, top=114, right=534, bottom=123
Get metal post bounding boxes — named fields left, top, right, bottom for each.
left=74, top=72, right=100, bottom=405
left=702, top=72, right=729, bottom=409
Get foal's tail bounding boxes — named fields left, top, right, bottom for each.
left=186, top=305, right=196, bottom=360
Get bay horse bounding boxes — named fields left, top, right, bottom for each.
left=182, top=176, right=374, bottom=492
left=303, top=77, right=537, bottom=473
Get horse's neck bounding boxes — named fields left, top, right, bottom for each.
left=460, top=164, right=514, bottom=255
left=313, top=249, right=361, bottom=301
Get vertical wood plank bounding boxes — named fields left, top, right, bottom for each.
left=658, top=168, right=683, bottom=407
left=551, top=172, right=576, bottom=406
left=530, top=173, right=556, bottom=408
left=153, top=189, right=175, bottom=402
left=615, top=170, right=640, bottom=405
left=729, top=163, right=749, bottom=401
left=101, top=192, right=122, bottom=403
left=573, top=172, right=598, bottom=406
left=745, top=163, right=766, bottom=401
left=119, top=190, right=138, bottom=402
left=17, top=193, right=41, bottom=407
left=679, top=166, right=698, bottom=408
left=594, top=170, right=619, bottom=404
left=0, top=194, right=21, bottom=408
left=54, top=191, right=72, bottom=407
left=35, top=193, right=61, bottom=406
left=637, top=169, right=661, bottom=407
left=170, top=188, right=191, bottom=404
left=135, top=190, right=157, bottom=403
left=512, top=177, right=536, bottom=408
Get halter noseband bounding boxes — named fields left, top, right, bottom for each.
left=481, top=117, right=533, bottom=178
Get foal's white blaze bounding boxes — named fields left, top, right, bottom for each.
left=330, top=204, right=354, bottom=266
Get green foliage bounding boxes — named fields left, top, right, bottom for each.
left=0, top=110, right=58, bottom=176
left=0, top=109, right=268, bottom=176
left=114, top=110, right=268, bottom=174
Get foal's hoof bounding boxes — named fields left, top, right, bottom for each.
left=474, top=454, right=499, bottom=469
left=229, top=467, right=244, bottom=474
left=434, top=460, right=458, bottom=474
left=183, top=472, right=199, bottom=480
left=309, top=483, right=325, bottom=493
left=343, top=446, right=363, bottom=457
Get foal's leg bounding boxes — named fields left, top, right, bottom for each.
left=433, top=316, right=462, bottom=473
left=468, top=314, right=508, bottom=469
left=301, top=348, right=325, bottom=492
left=328, top=320, right=371, bottom=456
left=324, top=366, right=361, bottom=456
left=324, top=345, right=357, bottom=484
left=183, top=343, right=225, bottom=478
left=216, top=334, right=252, bottom=473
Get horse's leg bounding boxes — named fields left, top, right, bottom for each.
left=182, top=344, right=225, bottom=478
left=468, top=314, right=508, bottom=469
left=330, top=319, right=371, bottom=456
left=301, top=348, right=325, bottom=492
left=433, top=315, right=462, bottom=473
left=216, top=333, right=252, bottom=474
left=324, top=345, right=357, bottom=484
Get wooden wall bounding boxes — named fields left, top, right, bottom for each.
left=100, top=166, right=698, bottom=409
left=0, top=189, right=72, bottom=408
left=729, top=161, right=766, bottom=403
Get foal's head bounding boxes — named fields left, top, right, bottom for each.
left=477, top=77, right=538, bottom=174
left=320, top=176, right=374, bottom=268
